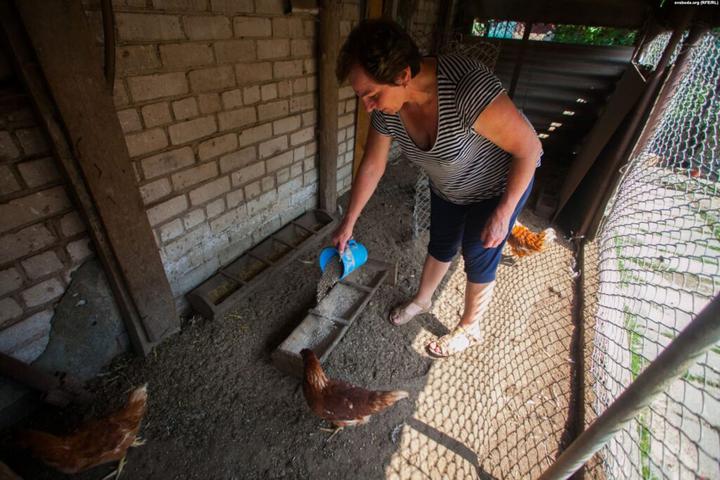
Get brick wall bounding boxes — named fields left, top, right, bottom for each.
left=83, top=0, right=360, bottom=309
left=0, top=80, right=94, bottom=362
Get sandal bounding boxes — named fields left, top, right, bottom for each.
left=426, top=324, right=483, bottom=358
left=389, top=299, right=431, bottom=326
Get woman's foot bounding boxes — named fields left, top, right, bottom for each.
left=426, top=322, right=483, bottom=358
left=389, top=298, right=431, bottom=326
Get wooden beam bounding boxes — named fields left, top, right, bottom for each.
left=352, top=0, right=384, bottom=178
left=318, top=0, right=341, bottom=212
left=4, top=0, right=179, bottom=351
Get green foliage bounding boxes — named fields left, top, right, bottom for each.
left=552, top=25, right=637, bottom=46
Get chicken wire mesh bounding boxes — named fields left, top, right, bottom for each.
left=583, top=30, right=720, bottom=479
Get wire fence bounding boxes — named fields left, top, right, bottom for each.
left=585, top=29, right=720, bottom=479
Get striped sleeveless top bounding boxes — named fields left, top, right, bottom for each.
left=371, top=54, right=539, bottom=204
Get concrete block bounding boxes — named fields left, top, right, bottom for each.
left=278, top=176, right=301, bottom=199
left=339, top=85, right=355, bottom=100
left=0, top=297, right=21, bottom=326
left=205, top=197, right=226, bottom=219
left=276, top=167, right=289, bottom=184
left=214, top=39, right=256, bottom=63
left=189, top=176, right=230, bottom=205
left=21, top=250, right=63, bottom=280
left=199, top=133, right=238, bottom=161
left=116, top=45, right=162, bottom=75
left=160, top=43, right=214, bottom=69
left=184, top=15, right=232, bottom=40
left=116, top=13, right=184, bottom=41
left=231, top=162, right=264, bottom=187
left=20, top=277, right=64, bottom=308
left=289, top=93, right=314, bottom=113
left=171, top=161, right=218, bottom=190
left=292, top=77, right=307, bottom=94
left=0, top=131, right=20, bottom=160
left=303, top=19, right=316, bottom=38
left=218, top=107, right=257, bottom=131
left=266, top=150, right=293, bottom=172
left=159, top=218, right=185, bottom=243
left=277, top=79, right=292, bottom=97
left=209, top=205, right=246, bottom=233
left=273, top=60, right=303, bottom=79
left=242, top=85, right=260, bottom=105
left=117, top=109, right=142, bottom=133
left=290, top=160, right=303, bottom=178
left=234, top=16, right=271, bottom=37
left=172, top=98, right=199, bottom=121
left=226, top=189, right=244, bottom=208
left=16, top=128, right=49, bottom=156
left=0, top=309, right=52, bottom=362
left=221, top=89, right=243, bottom=110
left=261, top=83, right=277, bottom=102
left=261, top=176, right=274, bottom=192
left=257, top=39, right=289, bottom=59
left=127, top=72, right=188, bottom=102
left=114, top=81, right=130, bottom=107
left=140, top=178, right=172, bottom=205
left=169, top=115, right=217, bottom=145
left=183, top=208, right=206, bottom=229
left=246, top=188, right=277, bottom=216
left=141, top=102, right=171, bottom=128
left=219, top=146, right=256, bottom=173
left=338, top=112, right=354, bottom=128
left=237, top=125, right=272, bottom=151
left=151, top=0, right=208, bottom=10
left=198, top=93, right=222, bottom=114
left=125, top=128, right=168, bottom=157
left=257, top=99, right=288, bottom=121
left=16, top=158, right=60, bottom=189
left=235, top=62, right=272, bottom=85
left=188, top=65, right=236, bottom=93
left=141, top=146, right=195, bottom=179
left=0, top=186, right=71, bottom=235
left=272, top=17, right=303, bottom=37
left=67, top=238, right=93, bottom=264
left=302, top=110, right=317, bottom=126
left=0, top=224, right=56, bottom=264
left=0, top=269, right=22, bottom=296
left=290, top=126, right=314, bottom=146
left=290, top=39, right=312, bottom=57
left=303, top=58, right=316, bottom=75
left=255, top=0, right=284, bottom=14
left=273, top=115, right=301, bottom=135
left=210, top=0, right=253, bottom=13
left=293, top=145, right=305, bottom=161
left=244, top=180, right=261, bottom=199
left=147, top=194, right=188, bottom=226
left=258, top=135, right=287, bottom=159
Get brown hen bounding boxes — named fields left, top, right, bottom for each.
left=16, top=384, right=148, bottom=476
left=507, top=221, right=556, bottom=258
left=300, top=349, right=408, bottom=437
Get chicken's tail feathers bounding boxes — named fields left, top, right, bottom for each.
left=374, top=389, right=409, bottom=409
left=128, top=383, right=148, bottom=403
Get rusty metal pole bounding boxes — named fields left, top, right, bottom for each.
left=581, top=9, right=694, bottom=238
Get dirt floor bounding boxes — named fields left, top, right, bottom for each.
left=5, top=157, right=578, bottom=479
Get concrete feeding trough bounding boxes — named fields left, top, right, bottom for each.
left=187, top=210, right=337, bottom=320
left=272, top=258, right=397, bottom=377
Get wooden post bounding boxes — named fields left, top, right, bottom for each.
left=1, top=0, right=179, bottom=353
left=318, top=0, right=341, bottom=213
left=352, top=0, right=384, bottom=177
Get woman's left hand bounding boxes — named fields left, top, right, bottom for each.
left=480, top=207, right=512, bottom=248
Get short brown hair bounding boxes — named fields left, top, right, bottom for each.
left=336, top=19, right=421, bottom=85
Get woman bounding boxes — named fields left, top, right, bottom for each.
left=332, top=19, right=542, bottom=357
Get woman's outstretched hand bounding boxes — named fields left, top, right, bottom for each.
left=480, top=207, right=512, bottom=249
left=332, top=218, right=355, bottom=253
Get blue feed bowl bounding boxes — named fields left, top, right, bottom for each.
left=319, top=240, right=368, bottom=280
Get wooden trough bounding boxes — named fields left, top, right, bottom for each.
left=187, top=210, right=337, bottom=320
left=272, top=258, right=397, bottom=378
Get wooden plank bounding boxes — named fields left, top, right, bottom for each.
left=12, top=0, right=178, bottom=345
left=352, top=0, right=384, bottom=178
left=318, top=0, right=341, bottom=213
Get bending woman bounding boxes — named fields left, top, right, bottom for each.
left=332, top=19, right=542, bottom=358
